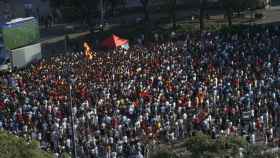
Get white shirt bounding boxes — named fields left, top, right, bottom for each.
left=31, top=132, right=37, bottom=140
left=66, top=139, right=71, bottom=148
left=183, top=113, right=187, bottom=120
left=251, top=134, right=255, bottom=144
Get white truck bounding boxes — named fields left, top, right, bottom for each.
left=1, top=17, right=41, bottom=69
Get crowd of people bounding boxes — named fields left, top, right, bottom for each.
left=0, top=25, right=280, bottom=158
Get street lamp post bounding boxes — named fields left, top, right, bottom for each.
left=69, top=84, right=78, bottom=158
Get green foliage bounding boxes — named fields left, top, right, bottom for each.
left=186, top=132, right=248, bottom=158
left=49, top=0, right=64, bottom=9
left=61, top=152, right=71, bottom=158
left=106, top=0, right=122, bottom=12
left=220, top=25, right=244, bottom=33
left=244, top=0, right=258, bottom=10
left=185, top=132, right=216, bottom=158
left=151, top=149, right=179, bottom=158
left=219, top=0, right=265, bottom=26
left=60, top=7, right=83, bottom=22
left=185, top=132, right=280, bottom=158
left=0, top=131, right=53, bottom=158
left=50, top=0, right=99, bottom=23
left=175, top=24, right=194, bottom=33
left=162, top=0, right=177, bottom=30
left=243, top=144, right=280, bottom=158
left=227, top=136, right=247, bottom=149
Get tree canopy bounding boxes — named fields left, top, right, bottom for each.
left=0, top=131, right=53, bottom=158
left=185, top=132, right=279, bottom=158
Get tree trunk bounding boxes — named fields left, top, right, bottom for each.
left=122, top=0, right=125, bottom=10
left=144, top=5, right=150, bottom=22
left=111, top=4, right=114, bottom=16
left=237, top=9, right=241, bottom=17
left=226, top=8, right=232, bottom=27
left=172, top=11, right=176, bottom=30
left=200, top=0, right=206, bottom=32
left=111, top=1, right=116, bottom=17
left=140, top=0, right=150, bottom=23
left=171, top=0, right=177, bottom=30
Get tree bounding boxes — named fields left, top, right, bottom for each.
left=220, top=0, right=235, bottom=27
left=0, top=131, right=53, bottom=158
left=61, top=152, right=71, bottom=158
left=186, top=132, right=248, bottom=158
left=185, top=132, right=280, bottom=158
left=215, top=135, right=248, bottom=157
left=120, top=0, right=128, bottom=10
left=151, top=149, right=179, bottom=158
left=220, top=0, right=263, bottom=26
left=139, top=0, right=151, bottom=23
left=199, top=0, right=207, bottom=32
left=106, top=0, right=122, bottom=16
left=234, top=0, right=247, bottom=16
left=185, top=132, right=216, bottom=158
left=244, top=144, right=280, bottom=158
left=73, top=0, right=99, bottom=26
left=163, top=0, right=177, bottom=30
left=49, top=0, right=64, bottom=9
left=245, top=0, right=259, bottom=22
left=49, top=0, right=99, bottom=25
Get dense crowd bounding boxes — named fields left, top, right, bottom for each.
left=1, top=25, right=280, bottom=158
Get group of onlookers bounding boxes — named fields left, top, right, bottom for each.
left=0, top=25, right=280, bottom=158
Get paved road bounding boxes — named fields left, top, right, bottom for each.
left=41, top=31, right=90, bottom=44
left=255, top=6, right=280, bottom=24
left=39, top=4, right=280, bottom=56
